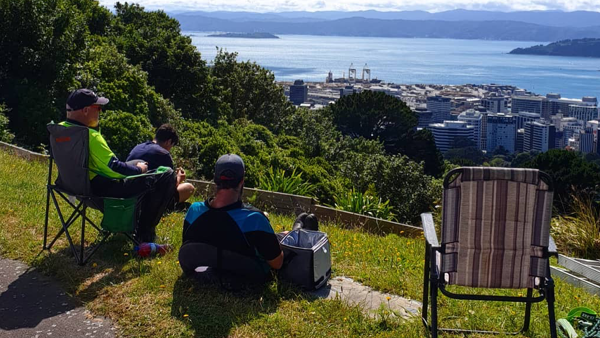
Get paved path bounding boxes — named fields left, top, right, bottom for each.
left=0, top=258, right=115, bottom=338
left=311, top=276, right=422, bottom=318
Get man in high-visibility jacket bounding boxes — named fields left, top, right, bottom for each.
left=60, top=88, right=176, bottom=242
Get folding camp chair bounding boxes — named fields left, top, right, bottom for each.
left=43, top=123, right=142, bottom=265
left=421, top=167, right=558, bottom=338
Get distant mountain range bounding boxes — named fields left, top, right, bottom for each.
left=510, top=38, right=600, bottom=57
left=173, top=9, right=600, bottom=28
left=174, top=12, right=600, bottom=42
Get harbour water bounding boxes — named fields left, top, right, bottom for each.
left=186, top=33, right=600, bottom=99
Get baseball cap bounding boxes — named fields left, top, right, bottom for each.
left=66, top=89, right=109, bottom=111
left=214, top=154, right=245, bottom=184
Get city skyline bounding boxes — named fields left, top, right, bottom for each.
left=98, top=0, right=600, bottom=14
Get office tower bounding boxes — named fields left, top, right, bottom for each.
left=414, top=106, right=433, bottom=129
left=427, top=96, right=452, bottom=123
left=516, top=129, right=524, bottom=153
left=569, top=105, right=599, bottom=123
left=486, top=113, right=516, bottom=153
left=523, top=121, right=556, bottom=153
left=515, top=111, right=542, bottom=129
left=428, top=121, right=475, bottom=153
left=511, top=95, right=545, bottom=118
left=289, top=80, right=308, bottom=105
left=458, top=109, right=483, bottom=150
left=481, top=96, right=508, bottom=113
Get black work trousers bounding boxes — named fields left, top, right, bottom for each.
left=90, top=168, right=177, bottom=243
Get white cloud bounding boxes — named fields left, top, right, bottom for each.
left=98, top=0, right=600, bottom=12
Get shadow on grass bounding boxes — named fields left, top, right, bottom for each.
left=170, top=273, right=322, bottom=338
left=32, top=233, right=141, bottom=303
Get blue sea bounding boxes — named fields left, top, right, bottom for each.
left=186, top=33, right=600, bottom=99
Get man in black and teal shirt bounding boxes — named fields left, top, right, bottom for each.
left=179, top=154, right=283, bottom=283
left=61, top=89, right=176, bottom=242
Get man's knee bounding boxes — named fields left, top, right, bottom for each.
left=177, top=183, right=195, bottom=203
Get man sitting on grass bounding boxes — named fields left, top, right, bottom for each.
left=127, top=123, right=195, bottom=208
left=60, top=88, right=177, bottom=243
left=178, top=154, right=284, bottom=284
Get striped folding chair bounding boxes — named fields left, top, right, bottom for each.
left=421, top=167, right=558, bottom=338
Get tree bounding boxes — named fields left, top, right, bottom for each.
left=111, top=3, right=214, bottom=120
left=374, top=155, right=441, bottom=224
left=0, top=0, right=92, bottom=145
left=445, top=146, right=486, bottom=165
left=210, top=50, right=295, bottom=131
left=511, top=151, right=538, bottom=168
left=100, top=110, right=153, bottom=160
left=74, top=41, right=179, bottom=126
left=525, top=149, right=600, bottom=211
left=326, top=91, right=443, bottom=176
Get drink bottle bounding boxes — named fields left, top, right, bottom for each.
left=134, top=243, right=171, bottom=257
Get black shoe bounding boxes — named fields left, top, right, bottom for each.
left=303, top=214, right=319, bottom=231
left=292, top=213, right=308, bottom=231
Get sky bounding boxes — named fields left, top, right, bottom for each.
left=98, top=0, right=600, bottom=13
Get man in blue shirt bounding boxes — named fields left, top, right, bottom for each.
left=127, top=124, right=195, bottom=205
left=178, top=154, right=284, bottom=284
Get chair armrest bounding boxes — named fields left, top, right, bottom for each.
left=421, top=213, right=440, bottom=248
left=548, top=235, right=558, bottom=257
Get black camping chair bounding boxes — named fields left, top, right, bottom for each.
left=43, top=123, right=141, bottom=265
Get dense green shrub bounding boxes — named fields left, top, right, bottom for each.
left=525, top=149, right=600, bottom=211
left=0, top=104, right=14, bottom=143
left=100, top=110, right=153, bottom=160
left=324, top=91, right=444, bottom=177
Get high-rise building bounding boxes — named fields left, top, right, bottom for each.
left=569, top=105, right=599, bottom=122
left=579, top=128, right=595, bottom=154
left=481, top=96, right=508, bottom=113
left=516, top=128, right=525, bottom=153
left=428, top=121, right=475, bottom=153
left=289, top=80, right=308, bottom=105
left=579, top=120, right=600, bottom=154
left=523, top=121, right=556, bottom=153
left=427, top=96, right=452, bottom=123
left=457, top=109, right=483, bottom=150
left=486, top=113, right=516, bottom=153
left=511, top=95, right=545, bottom=118
left=414, top=106, right=433, bottom=129
left=515, top=111, right=542, bottom=129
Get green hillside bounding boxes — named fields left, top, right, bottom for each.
left=2, top=148, right=600, bottom=338
left=510, top=38, right=600, bottom=58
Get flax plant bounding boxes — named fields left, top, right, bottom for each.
left=552, top=193, right=600, bottom=259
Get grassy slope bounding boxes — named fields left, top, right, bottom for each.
left=1, top=148, right=599, bottom=337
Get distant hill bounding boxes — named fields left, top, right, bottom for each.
left=175, top=15, right=600, bottom=42
left=173, top=10, right=600, bottom=28
left=510, top=38, right=600, bottom=57
left=207, top=32, right=279, bottom=38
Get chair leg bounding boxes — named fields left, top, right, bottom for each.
left=79, top=205, right=86, bottom=265
left=422, top=243, right=430, bottom=330
left=430, top=246, right=439, bottom=338
left=521, top=288, right=533, bottom=333
left=547, top=279, right=558, bottom=338
left=43, top=187, right=51, bottom=249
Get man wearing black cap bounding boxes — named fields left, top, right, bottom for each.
left=178, top=154, right=284, bottom=283
left=59, top=88, right=177, bottom=242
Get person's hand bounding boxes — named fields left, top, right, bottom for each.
left=176, top=168, right=186, bottom=185
left=136, top=162, right=148, bottom=173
